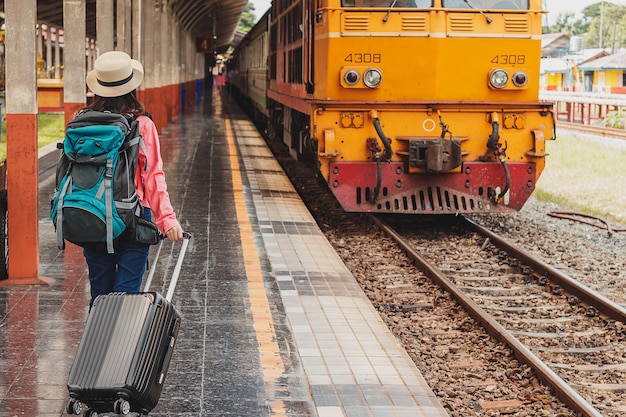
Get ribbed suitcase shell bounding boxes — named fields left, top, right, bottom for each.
left=67, top=291, right=181, bottom=414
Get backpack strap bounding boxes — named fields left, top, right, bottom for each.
left=139, top=137, right=149, bottom=171
left=126, top=117, right=149, bottom=172
left=104, top=158, right=115, bottom=254
left=126, top=134, right=148, bottom=171
left=55, top=176, right=72, bottom=250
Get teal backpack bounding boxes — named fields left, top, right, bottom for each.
left=51, top=110, right=146, bottom=253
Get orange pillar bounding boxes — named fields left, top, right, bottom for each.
left=1, top=0, right=51, bottom=284
left=64, top=103, right=84, bottom=126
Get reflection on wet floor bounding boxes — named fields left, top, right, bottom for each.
left=0, top=86, right=313, bottom=416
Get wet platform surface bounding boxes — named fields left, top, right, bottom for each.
left=0, top=87, right=450, bottom=417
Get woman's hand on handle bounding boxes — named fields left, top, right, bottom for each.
left=165, top=225, right=185, bottom=241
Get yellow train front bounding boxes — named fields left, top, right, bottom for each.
left=266, top=0, right=554, bottom=214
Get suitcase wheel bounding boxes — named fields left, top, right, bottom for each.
left=84, top=410, right=99, bottom=417
left=114, top=398, right=131, bottom=415
left=66, top=399, right=82, bottom=415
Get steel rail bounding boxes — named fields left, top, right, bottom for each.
left=462, top=216, right=626, bottom=323
left=371, top=215, right=604, bottom=417
left=557, top=121, right=626, bottom=140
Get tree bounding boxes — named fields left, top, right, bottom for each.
left=583, top=2, right=626, bottom=51
left=549, top=12, right=584, bottom=36
left=545, top=2, right=626, bottom=52
left=237, top=3, right=257, bottom=32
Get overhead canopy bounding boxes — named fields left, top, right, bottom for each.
left=172, top=0, right=248, bottom=51
left=28, top=0, right=247, bottom=53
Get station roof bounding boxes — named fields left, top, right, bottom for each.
left=578, top=51, right=626, bottom=71
left=541, top=33, right=570, bottom=58
left=8, top=0, right=247, bottom=53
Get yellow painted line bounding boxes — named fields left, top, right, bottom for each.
left=224, top=115, right=287, bottom=416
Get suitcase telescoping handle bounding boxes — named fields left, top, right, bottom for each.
left=144, top=232, right=192, bottom=301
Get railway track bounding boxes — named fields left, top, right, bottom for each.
left=557, top=120, right=626, bottom=140
left=264, top=138, right=573, bottom=414
left=373, top=214, right=626, bottom=417
left=256, top=113, right=626, bottom=416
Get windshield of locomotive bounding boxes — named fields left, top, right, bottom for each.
left=341, top=0, right=432, bottom=7
left=442, top=0, right=529, bottom=9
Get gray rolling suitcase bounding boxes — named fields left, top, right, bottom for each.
left=66, top=233, right=191, bottom=416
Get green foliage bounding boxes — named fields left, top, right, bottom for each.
left=583, top=2, right=626, bottom=49
left=550, top=12, right=589, bottom=36
left=0, top=113, right=65, bottom=161
left=237, top=3, right=257, bottom=32
left=604, top=108, right=625, bottom=129
left=37, top=113, right=65, bottom=145
left=545, top=1, right=626, bottom=51
left=535, top=132, right=626, bottom=224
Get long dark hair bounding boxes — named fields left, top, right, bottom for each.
left=81, top=90, right=147, bottom=117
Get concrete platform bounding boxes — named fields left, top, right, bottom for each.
left=0, top=86, right=450, bottom=417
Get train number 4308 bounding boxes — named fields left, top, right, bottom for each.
left=344, top=53, right=382, bottom=63
left=491, top=54, right=526, bottom=65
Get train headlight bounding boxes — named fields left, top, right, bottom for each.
left=512, top=71, right=528, bottom=87
left=344, top=70, right=360, bottom=86
left=363, top=68, right=383, bottom=88
left=489, top=69, right=509, bottom=89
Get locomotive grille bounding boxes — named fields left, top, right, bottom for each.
left=504, top=16, right=529, bottom=32
left=343, top=15, right=369, bottom=31
left=402, top=15, right=427, bottom=31
left=448, top=15, right=473, bottom=32
left=357, top=186, right=487, bottom=214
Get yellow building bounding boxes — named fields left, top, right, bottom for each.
left=577, top=51, right=626, bottom=93
left=540, top=32, right=610, bottom=92
left=540, top=57, right=568, bottom=91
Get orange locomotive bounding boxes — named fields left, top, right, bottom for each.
left=229, top=0, right=554, bottom=214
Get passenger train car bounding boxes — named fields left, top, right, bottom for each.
left=228, top=0, right=555, bottom=214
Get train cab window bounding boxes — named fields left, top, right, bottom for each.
left=442, top=0, right=528, bottom=9
left=342, top=0, right=432, bottom=8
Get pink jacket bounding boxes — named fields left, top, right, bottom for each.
left=134, top=115, right=180, bottom=234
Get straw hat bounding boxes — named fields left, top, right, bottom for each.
left=86, top=51, right=144, bottom=97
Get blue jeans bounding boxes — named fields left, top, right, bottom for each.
left=84, top=240, right=150, bottom=308
left=84, top=207, right=153, bottom=308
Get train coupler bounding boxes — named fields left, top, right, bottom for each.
left=409, top=139, right=462, bottom=172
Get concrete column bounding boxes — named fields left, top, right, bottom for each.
left=172, top=20, right=180, bottom=88
left=185, top=33, right=194, bottom=107
left=161, top=0, right=176, bottom=125
left=181, top=33, right=187, bottom=85
left=132, top=0, right=142, bottom=62
left=154, top=2, right=165, bottom=128
left=117, top=0, right=133, bottom=55
left=37, top=24, right=43, bottom=74
left=169, top=19, right=178, bottom=113
left=162, top=2, right=170, bottom=88
left=54, top=28, right=61, bottom=79
left=177, top=26, right=186, bottom=110
left=64, top=0, right=87, bottom=125
left=142, top=0, right=158, bottom=127
left=96, top=0, right=115, bottom=53
left=45, top=26, right=52, bottom=76
left=2, top=0, right=51, bottom=284
left=188, top=36, right=193, bottom=81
